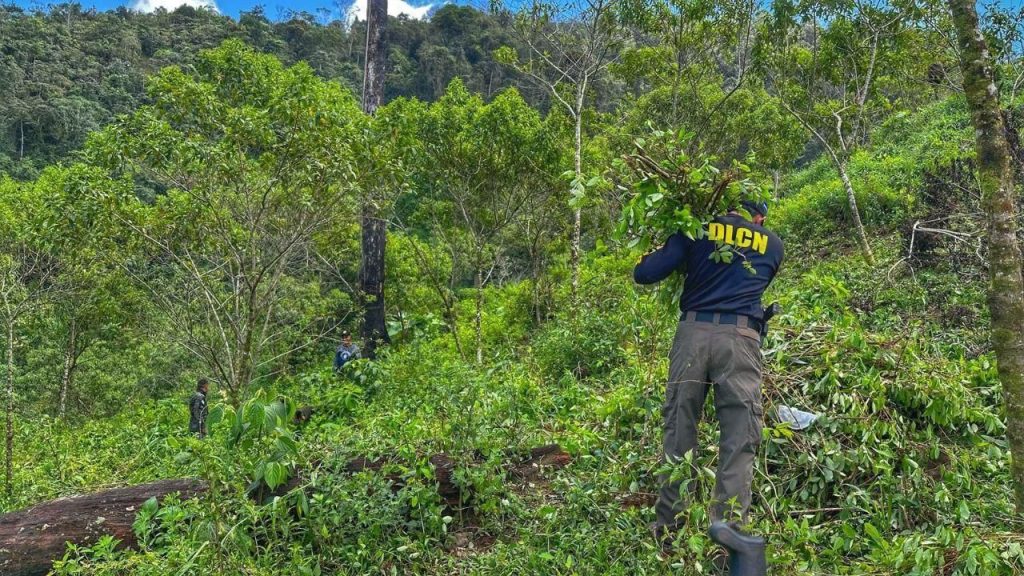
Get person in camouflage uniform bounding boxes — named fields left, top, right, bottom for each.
left=188, top=378, right=209, bottom=439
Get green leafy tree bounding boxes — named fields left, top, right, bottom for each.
left=758, top=0, right=933, bottom=264
left=494, top=0, right=627, bottom=305
left=614, top=0, right=757, bottom=133
left=416, top=81, right=562, bottom=363
left=34, top=166, right=148, bottom=419
left=0, top=177, right=60, bottom=496
left=608, top=0, right=804, bottom=193
left=86, top=40, right=363, bottom=404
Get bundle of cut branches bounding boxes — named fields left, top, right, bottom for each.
left=612, top=127, right=768, bottom=302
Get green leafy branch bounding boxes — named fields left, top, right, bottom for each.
left=612, top=126, right=768, bottom=304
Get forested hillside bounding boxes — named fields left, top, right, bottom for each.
left=2, top=0, right=1024, bottom=574
left=0, top=2, right=529, bottom=179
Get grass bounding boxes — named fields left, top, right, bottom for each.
left=18, top=99, right=1024, bottom=575
left=18, top=235, right=1021, bottom=575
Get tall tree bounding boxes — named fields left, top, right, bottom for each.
left=359, top=0, right=390, bottom=359
left=39, top=166, right=144, bottom=420
left=611, top=0, right=804, bottom=189
left=759, top=0, right=923, bottom=265
left=495, top=0, right=625, bottom=305
left=87, top=41, right=362, bottom=404
left=947, top=0, right=1024, bottom=510
left=615, top=0, right=759, bottom=135
left=0, top=178, right=59, bottom=496
left=417, top=82, right=562, bottom=363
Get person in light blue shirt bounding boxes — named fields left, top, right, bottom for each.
left=334, top=330, right=360, bottom=372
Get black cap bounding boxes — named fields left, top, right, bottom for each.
left=341, top=330, right=351, bottom=338
left=740, top=199, right=768, bottom=218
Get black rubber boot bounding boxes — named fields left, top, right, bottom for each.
left=708, top=521, right=767, bottom=576
left=648, top=522, right=675, bottom=559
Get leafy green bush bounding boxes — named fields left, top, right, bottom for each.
left=532, top=311, right=628, bottom=381
left=774, top=99, right=974, bottom=246
left=774, top=153, right=916, bottom=241
left=476, top=280, right=536, bottom=351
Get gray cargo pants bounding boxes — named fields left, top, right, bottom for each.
left=655, top=314, right=763, bottom=528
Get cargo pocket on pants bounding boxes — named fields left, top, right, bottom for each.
left=749, top=401, right=764, bottom=447
left=663, top=383, right=678, bottom=434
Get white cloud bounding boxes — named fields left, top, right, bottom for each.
left=346, top=0, right=434, bottom=22
left=131, top=0, right=218, bottom=13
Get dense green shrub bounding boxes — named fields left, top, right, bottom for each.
left=775, top=99, right=972, bottom=245
left=774, top=153, right=916, bottom=241
left=531, top=311, right=628, bottom=381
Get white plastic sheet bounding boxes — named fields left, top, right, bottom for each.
left=775, top=405, right=819, bottom=430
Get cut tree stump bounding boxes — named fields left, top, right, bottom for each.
left=339, top=445, right=571, bottom=505
left=0, top=478, right=207, bottom=576
left=511, top=444, right=571, bottom=480
left=341, top=454, right=461, bottom=504
left=430, top=454, right=459, bottom=504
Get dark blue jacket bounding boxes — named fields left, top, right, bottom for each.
left=634, top=214, right=784, bottom=320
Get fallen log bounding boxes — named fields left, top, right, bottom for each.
left=0, top=478, right=207, bottom=576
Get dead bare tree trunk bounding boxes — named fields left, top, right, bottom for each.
left=359, top=0, right=390, bottom=360
left=948, top=0, right=1024, bottom=511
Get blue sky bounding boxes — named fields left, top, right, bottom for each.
left=9, top=0, right=442, bottom=21
left=9, top=0, right=1023, bottom=22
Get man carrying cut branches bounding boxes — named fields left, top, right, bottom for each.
left=635, top=199, right=783, bottom=556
